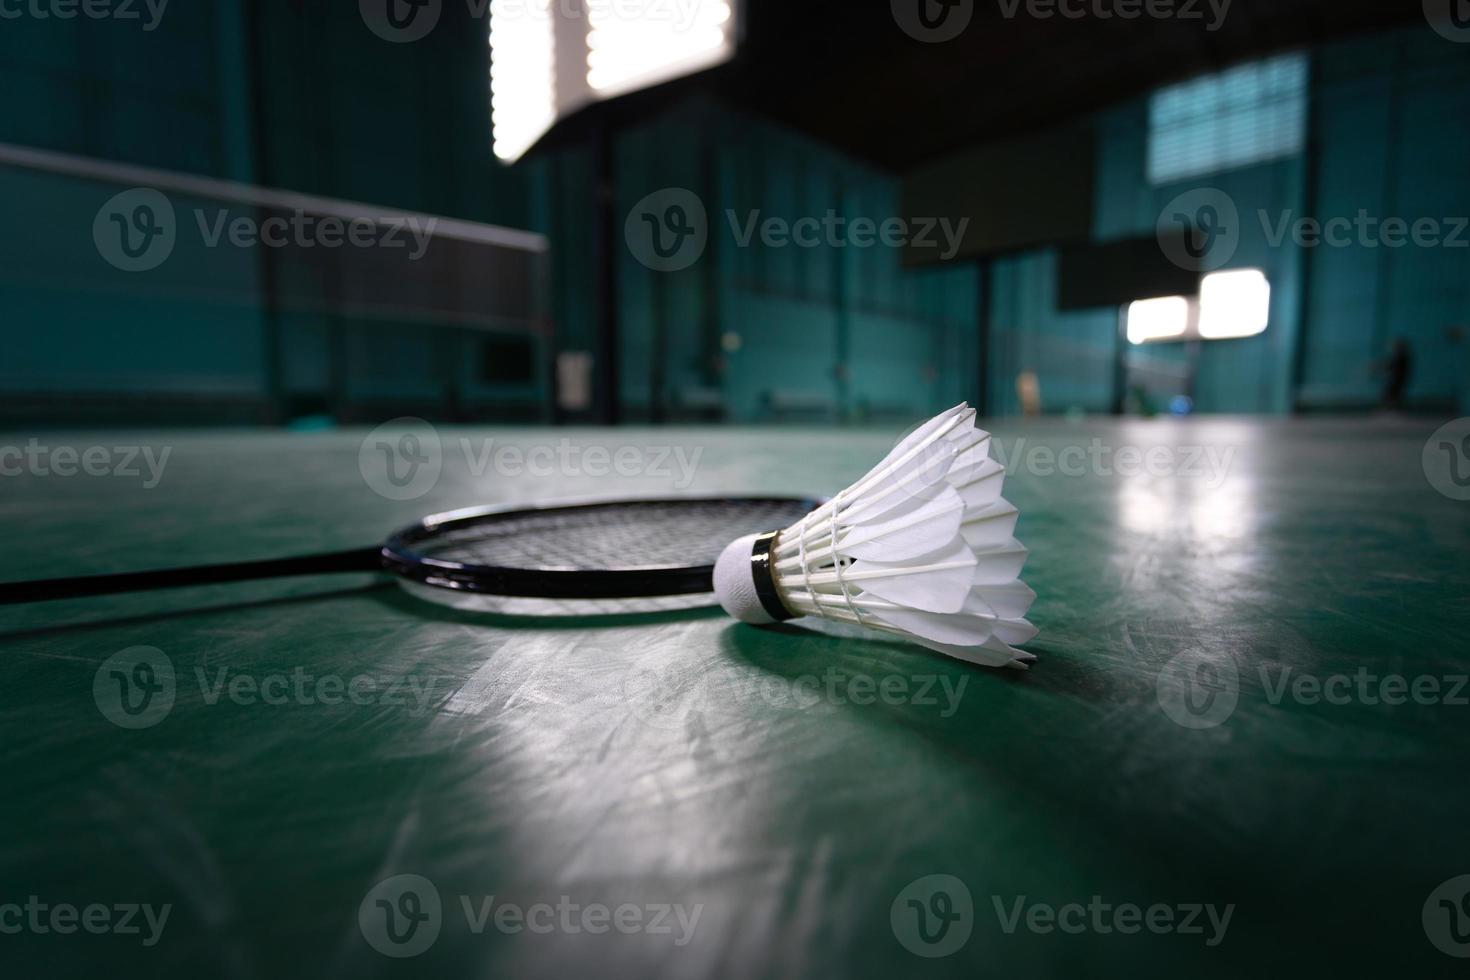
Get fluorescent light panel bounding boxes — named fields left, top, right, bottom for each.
left=490, top=1, right=738, bottom=161
left=1127, top=296, right=1191, bottom=345
left=1198, top=269, right=1271, bottom=339
left=586, top=0, right=734, bottom=97
left=490, top=0, right=557, bottom=162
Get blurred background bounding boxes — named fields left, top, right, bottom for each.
left=1, top=0, right=1466, bottom=428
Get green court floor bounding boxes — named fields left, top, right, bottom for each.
left=4, top=416, right=1469, bottom=978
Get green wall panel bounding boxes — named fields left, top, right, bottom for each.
left=1300, top=33, right=1470, bottom=411
left=0, top=1, right=543, bottom=422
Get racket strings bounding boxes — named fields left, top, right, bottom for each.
left=408, top=499, right=817, bottom=572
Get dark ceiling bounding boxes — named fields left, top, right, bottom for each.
left=532, top=0, right=1429, bottom=172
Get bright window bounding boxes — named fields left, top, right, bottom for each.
left=1147, top=54, right=1308, bottom=185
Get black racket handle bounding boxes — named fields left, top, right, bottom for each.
left=0, top=548, right=384, bottom=605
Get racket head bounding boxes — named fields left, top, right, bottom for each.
left=380, top=496, right=822, bottom=606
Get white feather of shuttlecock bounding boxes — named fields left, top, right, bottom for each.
left=768, top=403, right=1037, bottom=669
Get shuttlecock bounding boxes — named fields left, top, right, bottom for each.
left=713, top=403, right=1038, bottom=669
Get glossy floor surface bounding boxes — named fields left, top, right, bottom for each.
left=4, top=416, right=1469, bottom=978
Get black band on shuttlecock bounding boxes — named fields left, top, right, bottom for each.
left=749, top=531, right=795, bottom=622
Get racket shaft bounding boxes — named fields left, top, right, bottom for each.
left=0, top=548, right=383, bottom=604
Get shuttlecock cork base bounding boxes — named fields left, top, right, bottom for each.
left=713, top=403, right=1038, bottom=670
left=714, top=531, right=794, bottom=625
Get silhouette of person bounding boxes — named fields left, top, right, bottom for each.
left=1376, top=338, right=1412, bottom=410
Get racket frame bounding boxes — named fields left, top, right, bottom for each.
left=381, top=495, right=823, bottom=599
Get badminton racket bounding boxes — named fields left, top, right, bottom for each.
left=0, top=496, right=821, bottom=606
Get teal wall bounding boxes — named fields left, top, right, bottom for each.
left=0, top=3, right=543, bottom=424
left=535, top=100, right=980, bottom=423
left=539, top=25, right=1469, bottom=423
left=0, top=2, right=265, bottom=416
left=1094, top=101, right=1308, bottom=415
left=1298, top=32, right=1470, bottom=412
left=1, top=11, right=1465, bottom=423
left=986, top=26, right=1469, bottom=416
